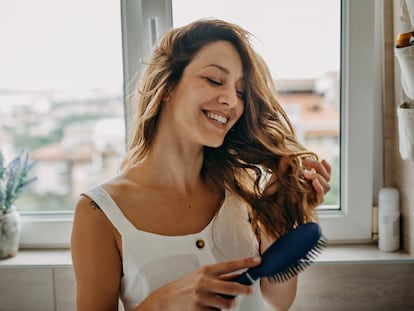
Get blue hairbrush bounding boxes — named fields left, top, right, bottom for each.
left=222, top=222, right=326, bottom=298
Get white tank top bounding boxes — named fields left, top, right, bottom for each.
left=83, top=185, right=266, bottom=311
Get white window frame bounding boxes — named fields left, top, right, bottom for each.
left=19, top=0, right=381, bottom=247
left=318, top=0, right=383, bottom=242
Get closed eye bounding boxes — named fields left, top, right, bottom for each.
left=205, top=77, right=222, bottom=85
left=205, top=77, right=244, bottom=100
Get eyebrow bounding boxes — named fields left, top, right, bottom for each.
left=205, top=64, right=230, bottom=74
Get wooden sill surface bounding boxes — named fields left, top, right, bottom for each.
left=0, top=243, right=413, bottom=269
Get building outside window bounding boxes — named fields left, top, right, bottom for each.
left=0, top=0, right=125, bottom=213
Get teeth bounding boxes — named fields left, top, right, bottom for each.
left=206, top=112, right=228, bottom=124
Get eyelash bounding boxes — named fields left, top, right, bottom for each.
left=205, top=77, right=221, bottom=86
left=205, top=77, right=244, bottom=99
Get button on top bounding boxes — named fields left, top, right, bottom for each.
left=196, top=239, right=205, bottom=249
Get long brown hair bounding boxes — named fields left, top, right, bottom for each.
left=121, top=19, right=319, bottom=239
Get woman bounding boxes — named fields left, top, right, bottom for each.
left=71, top=19, right=331, bottom=311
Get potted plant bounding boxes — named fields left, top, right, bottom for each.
left=0, top=149, right=37, bottom=259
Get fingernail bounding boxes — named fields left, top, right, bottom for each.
left=303, top=169, right=312, bottom=176
left=252, top=256, right=261, bottom=264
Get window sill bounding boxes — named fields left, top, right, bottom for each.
left=0, top=244, right=413, bottom=269
left=0, top=248, right=72, bottom=269
left=315, top=243, right=414, bottom=264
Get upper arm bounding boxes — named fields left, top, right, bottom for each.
left=261, top=275, right=298, bottom=311
left=71, top=195, right=122, bottom=311
left=259, top=230, right=298, bottom=311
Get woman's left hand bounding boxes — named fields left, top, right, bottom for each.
left=263, top=157, right=331, bottom=205
left=302, top=158, right=331, bottom=205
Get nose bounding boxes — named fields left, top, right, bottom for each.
left=217, top=87, right=239, bottom=109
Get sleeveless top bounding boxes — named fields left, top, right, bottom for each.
left=83, top=185, right=266, bottom=311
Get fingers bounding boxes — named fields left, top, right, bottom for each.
left=313, top=178, right=327, bottom=204
left=190, top=258, right=260, bottom=308
left=321, top=159, right=332, bottom=179
left=303, top=158, right=331, bottom=204
left=203, top=257, right=260, bottom=296
left=155, top=257, right=261, bottom=310
left=264, top=157, right=331, bottom=198
left=303, top=158, right=331, bottom=182
left=205, top=256, right=261, bottom=276
left=198, top=277, right=253, bottom=299
left=196, top=291, right=238, bottom=310
left=304, top=170, right=330, bottom=194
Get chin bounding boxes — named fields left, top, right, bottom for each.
left=204, top=138, right=225, bottom=148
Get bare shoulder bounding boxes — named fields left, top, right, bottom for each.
left=71, top=172, right=141, bottom=248
left=99, top=170, right=140, bottom=197
left=72, top=194, right=109, bottom=229
left=71, top=184, right=123, bottom=310
left=71, top=174, right=129, bottom=245
left=98, top=168, right=148, bottom=210
left=71, top=192, right=120, bottom=258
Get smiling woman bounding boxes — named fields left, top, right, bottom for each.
left=71, top=18, right=331, bottom=311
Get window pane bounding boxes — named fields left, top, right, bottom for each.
left=172, top=0, right=340, bottom=207
left=0, top=0, right=124, bottom=212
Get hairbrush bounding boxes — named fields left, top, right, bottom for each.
left=222, top=222, right=326, bottom=299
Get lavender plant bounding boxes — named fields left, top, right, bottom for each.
left=0, top=150, right=37, bottom=213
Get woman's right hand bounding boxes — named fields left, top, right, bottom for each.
left=136, top=256, right=261, bottom=311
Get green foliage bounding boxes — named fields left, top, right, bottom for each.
left=322, top=157, right=339, bottom=206
left=13, top=114, right=109, bottom=151
left=0, top=150, right=37, bottom=213
left=17, top=191, right=76, bottom=212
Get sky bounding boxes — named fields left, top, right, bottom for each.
left=172, top=0, right=340, bottom=80
left=0, top=0, right=123, bottom=91
left=0, top=0, right=340, bottom=91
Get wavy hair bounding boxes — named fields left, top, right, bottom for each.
left=120, top=19, right=319, bottom=240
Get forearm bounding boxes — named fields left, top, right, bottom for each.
left=260, top=275, right=298, bottom=311
left=131, top=289, right=165, bottom=311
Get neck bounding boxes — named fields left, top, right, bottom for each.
left=139, top=135, right=206, bottom=195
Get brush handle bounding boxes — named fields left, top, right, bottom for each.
left=230, top=271, right=254, bottom=285
left=219, top=270, right=256, bottom=299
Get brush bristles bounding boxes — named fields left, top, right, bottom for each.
left=267, top=237, right=327, bottom=283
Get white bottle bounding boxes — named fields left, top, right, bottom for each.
left=378, top=188, right=400, bottom=252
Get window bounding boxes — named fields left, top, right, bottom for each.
left=2, top=0, right=381, bottom=246
left=0, top=0, right=124, bottom=246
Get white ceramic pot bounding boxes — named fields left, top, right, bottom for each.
left=398, top=102, right=414, bottom=161
left=0, top=207, right=22, bottom=259
left=395, top=45, right=414, bottom=100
